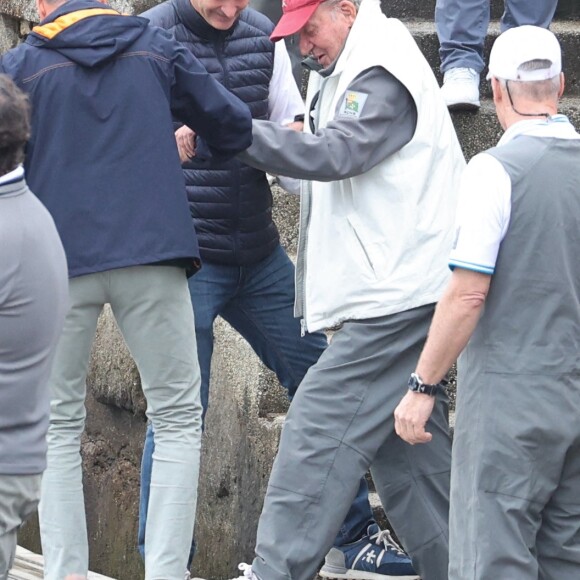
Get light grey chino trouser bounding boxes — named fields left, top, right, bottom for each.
left=450, top=369, right=580, bottom=579
left=0, top=474, right=41, bottom=579
left=252, top=304, right=452, bottom=580
left=39, top=266, right=203, bottom=580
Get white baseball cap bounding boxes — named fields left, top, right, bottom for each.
left=486, top=25, right=562, bottom=81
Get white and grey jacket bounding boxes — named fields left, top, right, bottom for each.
left=239, top=0, right=465, bottom=332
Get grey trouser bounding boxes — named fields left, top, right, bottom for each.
left=253, top=305, right=451, bottom=580
left=39, top=266, right=203, bottom=580
left=450, top=370, right=580, bottom=579
left=0, top=473, right=41, bottom=580
left=435, top=0, right=558, bottom=72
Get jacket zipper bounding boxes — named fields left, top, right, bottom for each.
left=296, top=80, right=326, bottom=335
left=215, top=37, right=241, bottom=264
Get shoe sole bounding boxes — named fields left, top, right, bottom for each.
left=319, top=571, right=420, bottom=580
left=447, top=102, right=480, bottom=112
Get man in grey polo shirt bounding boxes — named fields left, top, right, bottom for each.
left=0, top=74, right=68, bottom=578
left=395, top=25, right=580, bottom=579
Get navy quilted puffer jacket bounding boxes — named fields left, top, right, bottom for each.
left=143, top=0, right=279, bottom=266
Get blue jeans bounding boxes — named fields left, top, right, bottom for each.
left=138, top=246, right=374, bottom=565
left=435, top=0, right=558, bottom=72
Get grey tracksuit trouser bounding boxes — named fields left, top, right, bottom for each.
left=450, top=370, right=580, bottom=579
left=252, top=304, right=452, bottom=580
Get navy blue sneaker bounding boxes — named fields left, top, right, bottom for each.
left=319, top=524, right=419, bottom=579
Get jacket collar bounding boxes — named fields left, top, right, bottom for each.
left=174, top=0, right=239, bottom=41
left=0, top=165, right=24, bottom=187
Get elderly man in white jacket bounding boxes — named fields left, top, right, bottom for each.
left=231, top=1, right=466, bottom=579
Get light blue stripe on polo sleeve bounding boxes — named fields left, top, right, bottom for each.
left=449, top=259, right=494, bottom=275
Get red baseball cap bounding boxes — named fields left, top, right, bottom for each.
left=270, top=0, right=325, bottom=42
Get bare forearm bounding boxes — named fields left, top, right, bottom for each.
left=416, top=270, right=490, bottom=383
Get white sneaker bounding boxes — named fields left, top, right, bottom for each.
left=441, top=67, right=480, bottom=110
left=228, top=563, right=259, bottom=579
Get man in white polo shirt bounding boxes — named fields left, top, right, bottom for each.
left=395, top=25, right=580, bottom=580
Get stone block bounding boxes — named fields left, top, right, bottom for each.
left=450, top=97, right=580, bottom=163
left=192, top=319, right=289, bottom=577
left=0, top=13, right=19, bottom=54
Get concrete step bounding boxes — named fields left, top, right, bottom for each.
left=385, top=0, right=580, bottom=21
left=450, top=96, right=580, bottom=161
left=384, top=0, right=502, bottom=21
left=406, top=20, right=580, bottom=97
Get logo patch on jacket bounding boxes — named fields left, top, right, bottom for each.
left=338, top=91, right=368, bottom=118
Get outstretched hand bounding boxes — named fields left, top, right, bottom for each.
left=175, top=125, right=196, bottom=163
left=394, top=391, right=436, bottom=445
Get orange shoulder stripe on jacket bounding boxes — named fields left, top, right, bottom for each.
left=33, top=8, right=120, bottom=40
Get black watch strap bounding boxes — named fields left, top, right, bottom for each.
left=408, top=373, right=447, bottom=396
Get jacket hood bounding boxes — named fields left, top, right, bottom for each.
left=27, top=0, right=147, bottom=67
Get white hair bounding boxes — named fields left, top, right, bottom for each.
left=324, top=0, right=362, bottom=12
left=502, top=59, right=562, bottom=101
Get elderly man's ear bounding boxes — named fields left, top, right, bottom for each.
left=338, top=0, right=357, bottom=26
left=490, top=77, right=502, bottom=105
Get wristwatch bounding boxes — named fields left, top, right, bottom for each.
left=407, top=373, right=447, bottom=396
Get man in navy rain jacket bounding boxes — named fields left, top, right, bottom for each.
left=136, top=1, right=384, bottom=579
left=0, top=0, right=252, bottom=578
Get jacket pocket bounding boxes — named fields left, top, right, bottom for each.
left=346, top=213, right=389, bottom=281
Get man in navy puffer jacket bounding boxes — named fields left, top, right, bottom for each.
left=0, top=0, right=251, bottom=578
left=137, top=0, right=381, bottom=577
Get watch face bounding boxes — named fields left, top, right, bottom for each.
left=408, top=373, right=421, bottom=391
left=408, top=373, right=436, bottom=396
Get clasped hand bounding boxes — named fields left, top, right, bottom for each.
left=394, top=391, right=436, bottom=445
